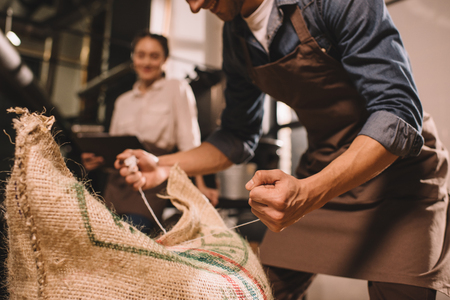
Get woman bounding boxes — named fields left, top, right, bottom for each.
left=82, top=31, right=218, bottom=235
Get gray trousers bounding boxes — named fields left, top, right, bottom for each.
left=265, top=266, right=437, bottom=300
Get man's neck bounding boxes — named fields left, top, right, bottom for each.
left=241, top=0, right=265, bottom=18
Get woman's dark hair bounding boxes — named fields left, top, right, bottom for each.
left=131, top=30, right=169, bottom=58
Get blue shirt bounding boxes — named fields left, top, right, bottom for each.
left=206, top=0, right=424, bottom=164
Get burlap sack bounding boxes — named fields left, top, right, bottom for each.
left=4, top=108, right=273, bottom=299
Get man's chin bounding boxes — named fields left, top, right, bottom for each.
left=213, top=12, right=235, bottom=22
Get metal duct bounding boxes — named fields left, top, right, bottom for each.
left=0, top=29, right=75, bottom=149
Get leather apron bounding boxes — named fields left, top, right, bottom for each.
left=242, top=5, right=450, bottom=295
left=103, top=143, right=172, bottom=228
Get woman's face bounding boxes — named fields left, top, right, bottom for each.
left=132, top=37, right=166, bottom=85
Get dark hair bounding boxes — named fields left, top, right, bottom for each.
left=131, top=30, right=169, bottom=58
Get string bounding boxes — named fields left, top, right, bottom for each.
left=125, top=155, right=167, bottom=234
left=126, top=156, right=261, bottom=242
left=179, top=218, right=261, bottom=245
left=139, top=188, right=260, bottom=242
left=138, top=186, right=167, bottom=234
left=158, top=192, right=261, bottom=245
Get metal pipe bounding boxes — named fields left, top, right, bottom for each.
left=0, top=28, right=33, bottom=87
left=5, top=7, right=12, bottom=33
left=0, top=29, right=72, bottom=142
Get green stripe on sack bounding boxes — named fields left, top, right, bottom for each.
left=73, top=183, right=263, bottom=299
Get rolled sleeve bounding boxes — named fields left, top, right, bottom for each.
left=359, top=110, right=424, bottom=157
left=208, top=23, right=265, bottom=164
left=206, top=129, right=255, bottom=164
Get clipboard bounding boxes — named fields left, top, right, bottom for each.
left=73, top=132, right=144, bottom=168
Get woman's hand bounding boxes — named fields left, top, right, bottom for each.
left=81, top=153, right=104, bottom=171
left=115, top=149, right=170, bottom=191
left=198, top=185, right=220, bottom=207
left=194, top=175, right=219, bottom=207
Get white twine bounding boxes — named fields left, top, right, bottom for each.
left=179, top=218, right=261, bottom=245
left=158, top=193, right=262, bottom=245
left=138, top=186, right=167, bottom=234
left=125, top=155, right=261, bottom=243
left=125, top=155, right=167, bottom=234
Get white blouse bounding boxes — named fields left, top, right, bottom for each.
left=109, top=78, right=201, bottom=152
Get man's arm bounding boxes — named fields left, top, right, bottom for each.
left=159, top=142, right=233, bottom=176
left=319, top=0, right=424, bottom=156
left=115, top=142, right=233, bottom=191
left=246, top=135, right=399, bottom=232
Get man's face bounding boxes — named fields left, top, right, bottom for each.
left=186, top=0, right=246, bottom=22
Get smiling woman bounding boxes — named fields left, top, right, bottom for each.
left=80, top=30, right=218, bottom=236
left=131, top=32, right=169, bottom=91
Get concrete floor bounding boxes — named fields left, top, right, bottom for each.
left=306, top=275, right=450, bottom=300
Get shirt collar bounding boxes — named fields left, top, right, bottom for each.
left=275, top=0, right=298, bottom=6
left=132, top=77, right=165, bottom=96
left=230, top=0, right=299, bottom=40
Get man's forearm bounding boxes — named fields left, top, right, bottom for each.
left=306, top=134, right=399, bottom=203
left=158, top=142, right=233, bottom=176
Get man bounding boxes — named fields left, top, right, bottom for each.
left=116, top=0, right=450, bottom=299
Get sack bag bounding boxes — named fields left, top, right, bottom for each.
left=5, top=108, right=273, bottom=299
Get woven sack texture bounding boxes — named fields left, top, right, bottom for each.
left=4, top=108, right=273, bottom=299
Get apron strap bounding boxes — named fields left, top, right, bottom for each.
left=282, top=4, right=313, bottom=44
left=239, top=4, right=314, bottom=82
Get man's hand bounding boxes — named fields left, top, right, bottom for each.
left=246, top=170, right=324, bottom=233
left=245, top=135, right=399, bottom=233
left=114, top=149, right=170, bottom=191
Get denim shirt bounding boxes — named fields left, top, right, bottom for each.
left=206, top=0, right=424, bottom=164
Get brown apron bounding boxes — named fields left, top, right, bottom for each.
left=103, top=143, right=173, bottom=227
left=242, top=5, right=450, bottom=295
